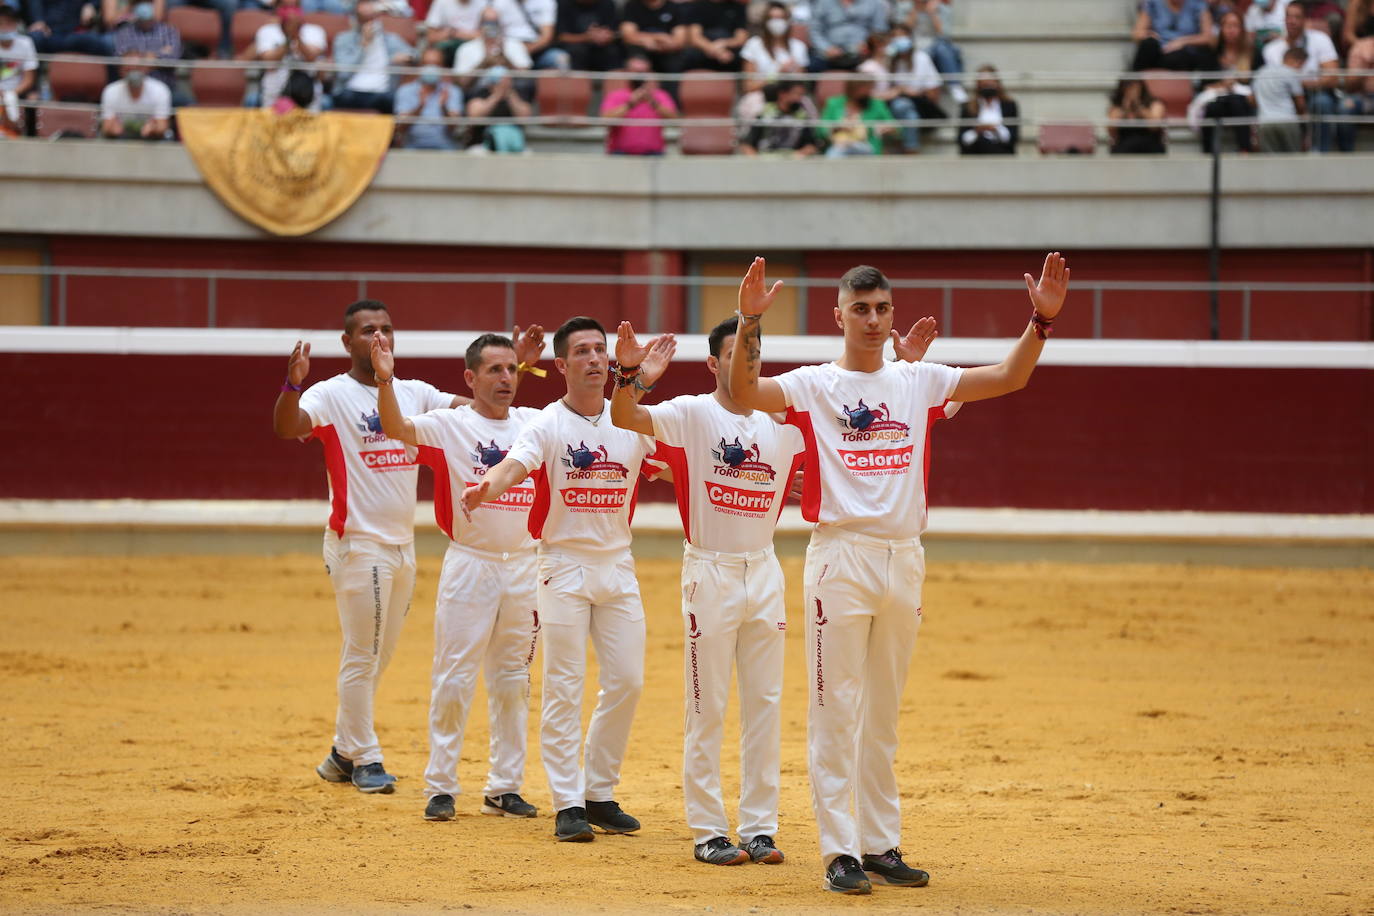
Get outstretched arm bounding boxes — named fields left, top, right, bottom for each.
left=893, top=316, right=938, bottom=362
left=952, top=252, right=1070, bottom=402
left=371, top=334, right=418, bottom=446
left=609, top=322, right=677, bottom=436
left=273, top=340, right=314, bottom=438
left=728, top=257, right=789, bottom=412
left=458, top=457, right=531, bottom=521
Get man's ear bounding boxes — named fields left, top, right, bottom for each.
left=706, top=354, right=720, bottom=377
left=464, top=368, right=477, bottom=391
left=554, top=356, right=568, bottom=376
left=341, top=330, right=351, bottom=354
left=833, top=305, right=843, bottom=331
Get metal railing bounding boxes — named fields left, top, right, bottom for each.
left=2, top=264, right=1370, bottom=341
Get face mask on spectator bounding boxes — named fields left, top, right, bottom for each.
left=480, top=21, right=501, bottom=38
left=478, top=64, right=507, bottom=89
left=420, top=65, right=441, bottom=85
left=978, top=86, right=998, bottom=100
left=0, top=29, right=17, bottom=42
left=127, top=70, right=146, bottom=89
left=888, top=35, right=912, bottom=55
left=133, top=2, right=154, bottom=21
left=765, top=18, right=788, bottom=36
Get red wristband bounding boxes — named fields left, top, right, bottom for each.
left=1030, top=311, right=1054, bottom=340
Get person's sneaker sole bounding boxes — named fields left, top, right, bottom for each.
left=316, top=757, right=351, bottom=783
left=556, top=826, right=595, bottom=842
left=865, top=870, right=929, bottom=887
left=590, top=823, right=639, bottom=835
left=751, top=848, right=784, bottom=865
left=699, top=850, right=750, bottom=865
left=355, top=782, right=396, bottom=795
left=823, top=878, right=872, bottom=895
left=482, top=803, right=537, bottom=818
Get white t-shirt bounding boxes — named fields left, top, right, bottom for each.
left=889, top=49, right=942, bottom=95
left=775, top=360, right=963, bottom=540
left=645, top=393, right=805, bottom=555
left=299, top=373, right=455, bottom=544
left=255, top=21, right=329, bottom=106
left=0, top=35, right=38, bottom=93
left=99, top=77, right=172, bottom=121
left=348, top=31, right=393, bottom=93
left=739, top=35, right=810, bottom=75
left=425, top=0, right=488, bottom=33
left=411, top=404, right=540, bottom=553
left=1244, top=0, right=1291, bottom=35
left=494, top=0, right=555, bottom=43
left=505, top=400, right=655, bottom=554
left=453, top=34, right=532, bottom=72
left=1262, top=28, right=1338, bottom=78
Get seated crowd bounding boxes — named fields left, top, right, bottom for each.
left=1121, top=0, right=1373, bottom=153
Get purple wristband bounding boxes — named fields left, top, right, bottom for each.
left=281, top=380, right=303, bottom=393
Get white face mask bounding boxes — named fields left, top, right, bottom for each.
left=765, top=18, right=789, bottom=36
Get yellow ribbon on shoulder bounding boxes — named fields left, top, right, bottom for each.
left=178, top=108, right=394, bottom=237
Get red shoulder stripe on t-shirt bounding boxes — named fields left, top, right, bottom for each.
left=650, top=442, right=691, bottom=543
left=527, top=465, right=551, bottom=540
left=311, top=424, right=348, bottom=538
left=784, top=407, right=822, bottom=523
left=417, top=444, right=453, bottom=540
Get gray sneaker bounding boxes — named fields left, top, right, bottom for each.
left=554, top=806, right=594, bottom=842
left=424, top=794, right=455, bottom=821
left=743, top=835, right=785, bottom=864
left=585, top=800, right=640, bottom=834
left=824, top=855, right=873, bottom=895
left=351, top=762, right=396, bottom=794
left=316, top=747, right=353, bottom=783
left=482, top=793, right=537, bottom=818
left=694, top=837, right=750, bottom=865
left=861, top=848, right=930, bottom=887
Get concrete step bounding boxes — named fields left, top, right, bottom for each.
left=954, top=36, right=1133, bottom=74
left=954, top=0, right=1137, bottom=33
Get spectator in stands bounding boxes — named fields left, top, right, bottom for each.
left=1337, top=24, right=1374, bottom=150
left=808, top=0, right=886, bottom=71
left=817, top=75, right=893, bottom=155
left=165, top=0, right=232, bottom=56
left=112, top=2, right=183, bottom=101
left=100, top=51, right=171, bottom=139
left=904, top=0, right=965, bottom=102
left=739, top=77, right=819, bottom=156
left=426, top=0, right=484, bottom=66
left=737, top=1, right=807, bottom=122
left=453, top=6, right=532, bottom=98
left=103, top=0, right=161, bottom=30
left=1108, top=77, right=1167, bottom=153
left=273, top=67, right=316, bottom=111
left=331, top=0, right=413, bottom=113
left=0, top=3, right=38, bottom=138
left=1245, top=0, right=1291, bottom=48
left=244, top=4, right=327, bottom=110
left=394, top=47, right=464, bottom=148
left=1304, top=0, right=1345, bottom=42
left=600, top=53, right=676, bottom=154
left=683, top=0, right=747, bottom=71
left=1131, top=0, right=1219, bottom=71
left=620, top=0, right=687, bottom=78
left=958, top=63, right=1017, bottom=155
left=871, top=21, right=943, bottom=153
left=25, top=0, right=115, bottom=55
left=1253, top=44, right=1307, bottom=151
left=464, top=64, right=531, bottom=151
left=1262, top=1, right=1339, bottom=151
left=1344, top=0, right=1374, bottom=48
left=497, top=0, right=569, bottom=70
left=1191, top=10, right=1256, bottom=153
left=555, top=0, right=622, bottom=72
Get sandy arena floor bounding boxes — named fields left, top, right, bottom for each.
left=2, top=553, right=1372, bottom=916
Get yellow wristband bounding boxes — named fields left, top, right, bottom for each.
left=517, top=362, right=547, bottom=378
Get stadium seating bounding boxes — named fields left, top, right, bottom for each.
left=680, top=124, right=736, bottom=155
left=35, top=105, right=98, bottom=138
left=191, top=65, right=248, bottom=106
left=304, top=12, right=350, bottom=51
left=537, top=76, right=593, bottom=126
left=231, top=9, right=274, bottom=56
left=168, top=5, right=222, bottom=57
left=1038, top=123, right=1097, bottom=155
left=1143, top=69, right=1193, bottom=120
left=679, top=71, right=736, bottom=117
left=47, top=56, right=108, bottom=103
left=381, top=14, right=420, bottom=46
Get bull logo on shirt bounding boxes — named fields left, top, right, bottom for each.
left=357, top=410, right=384, bottom=435
left=472, top=440, right=507, bottom=468
left=835, top=399, right=910, bottom=442
left=564, top=441, right=606, bottom=470
left=711, top=436, right=776, bottom=482
left=560, top=441, right=630, bottom=479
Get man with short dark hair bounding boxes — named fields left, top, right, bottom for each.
left=730, top=253, right=1070, bottom=894
left=460, top=316, right=674, bottom=843
left=1261, top=0, right=1340, bottom=151
left=272, top=302, right=509, bottom=795
left=330, top=0, right=414, bottom=113
left=100, top=52, right=172, bottom=140
left=370, top=325, right=549, bottom=823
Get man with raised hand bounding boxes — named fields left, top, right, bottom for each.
left=728, top=254, right=1070, bottom=895
left=370, top=326, right=550, bottom=824
left=272, top=299, right=479, bottom=795
left=459, top=317, right=676, bottom=843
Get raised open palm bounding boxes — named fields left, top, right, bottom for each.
left=287, top=340, right=311, bottom=386
left=1026, top=251, right=1070, bottom=319
left=738, top=256, right=784, bottom=317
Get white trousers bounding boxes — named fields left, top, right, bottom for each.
left=680, top=542, right=786, bottom=846
left=537, top=547, right=646, bottom=812
left=803, top=526, right=925, bottom=866
left=323, top=531, right=416, bottom=767
left=424, top=543, right=540, bottom=801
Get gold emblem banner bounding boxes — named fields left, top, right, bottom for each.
left=178, top=109, right=394, bottom=237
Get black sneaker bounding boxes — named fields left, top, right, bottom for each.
left=694, top=836, right=750, bottom=866
left=585, top=800, right=640, bottom=834
left=482, top=792, right=537, bottom=818
left=351, top=762, right=396, bottom=795
left=424, top=794, right=455, bottom=821
left=742, top=834, right=784, bottom=865
left=315, top=747, right=353, bottom=783
left=861, top=848, right=930, bottom=887
left=554, top=806, right=595, bottom=842
left=824, top=855, right=873, bottom=895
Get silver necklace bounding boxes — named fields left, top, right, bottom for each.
left=561, top=397, right=605, bottom=427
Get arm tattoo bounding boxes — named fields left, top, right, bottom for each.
left=745, top=324, right=761, bottom=381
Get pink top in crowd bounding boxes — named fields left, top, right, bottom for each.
left=601, top=88, right=677, bottom=155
